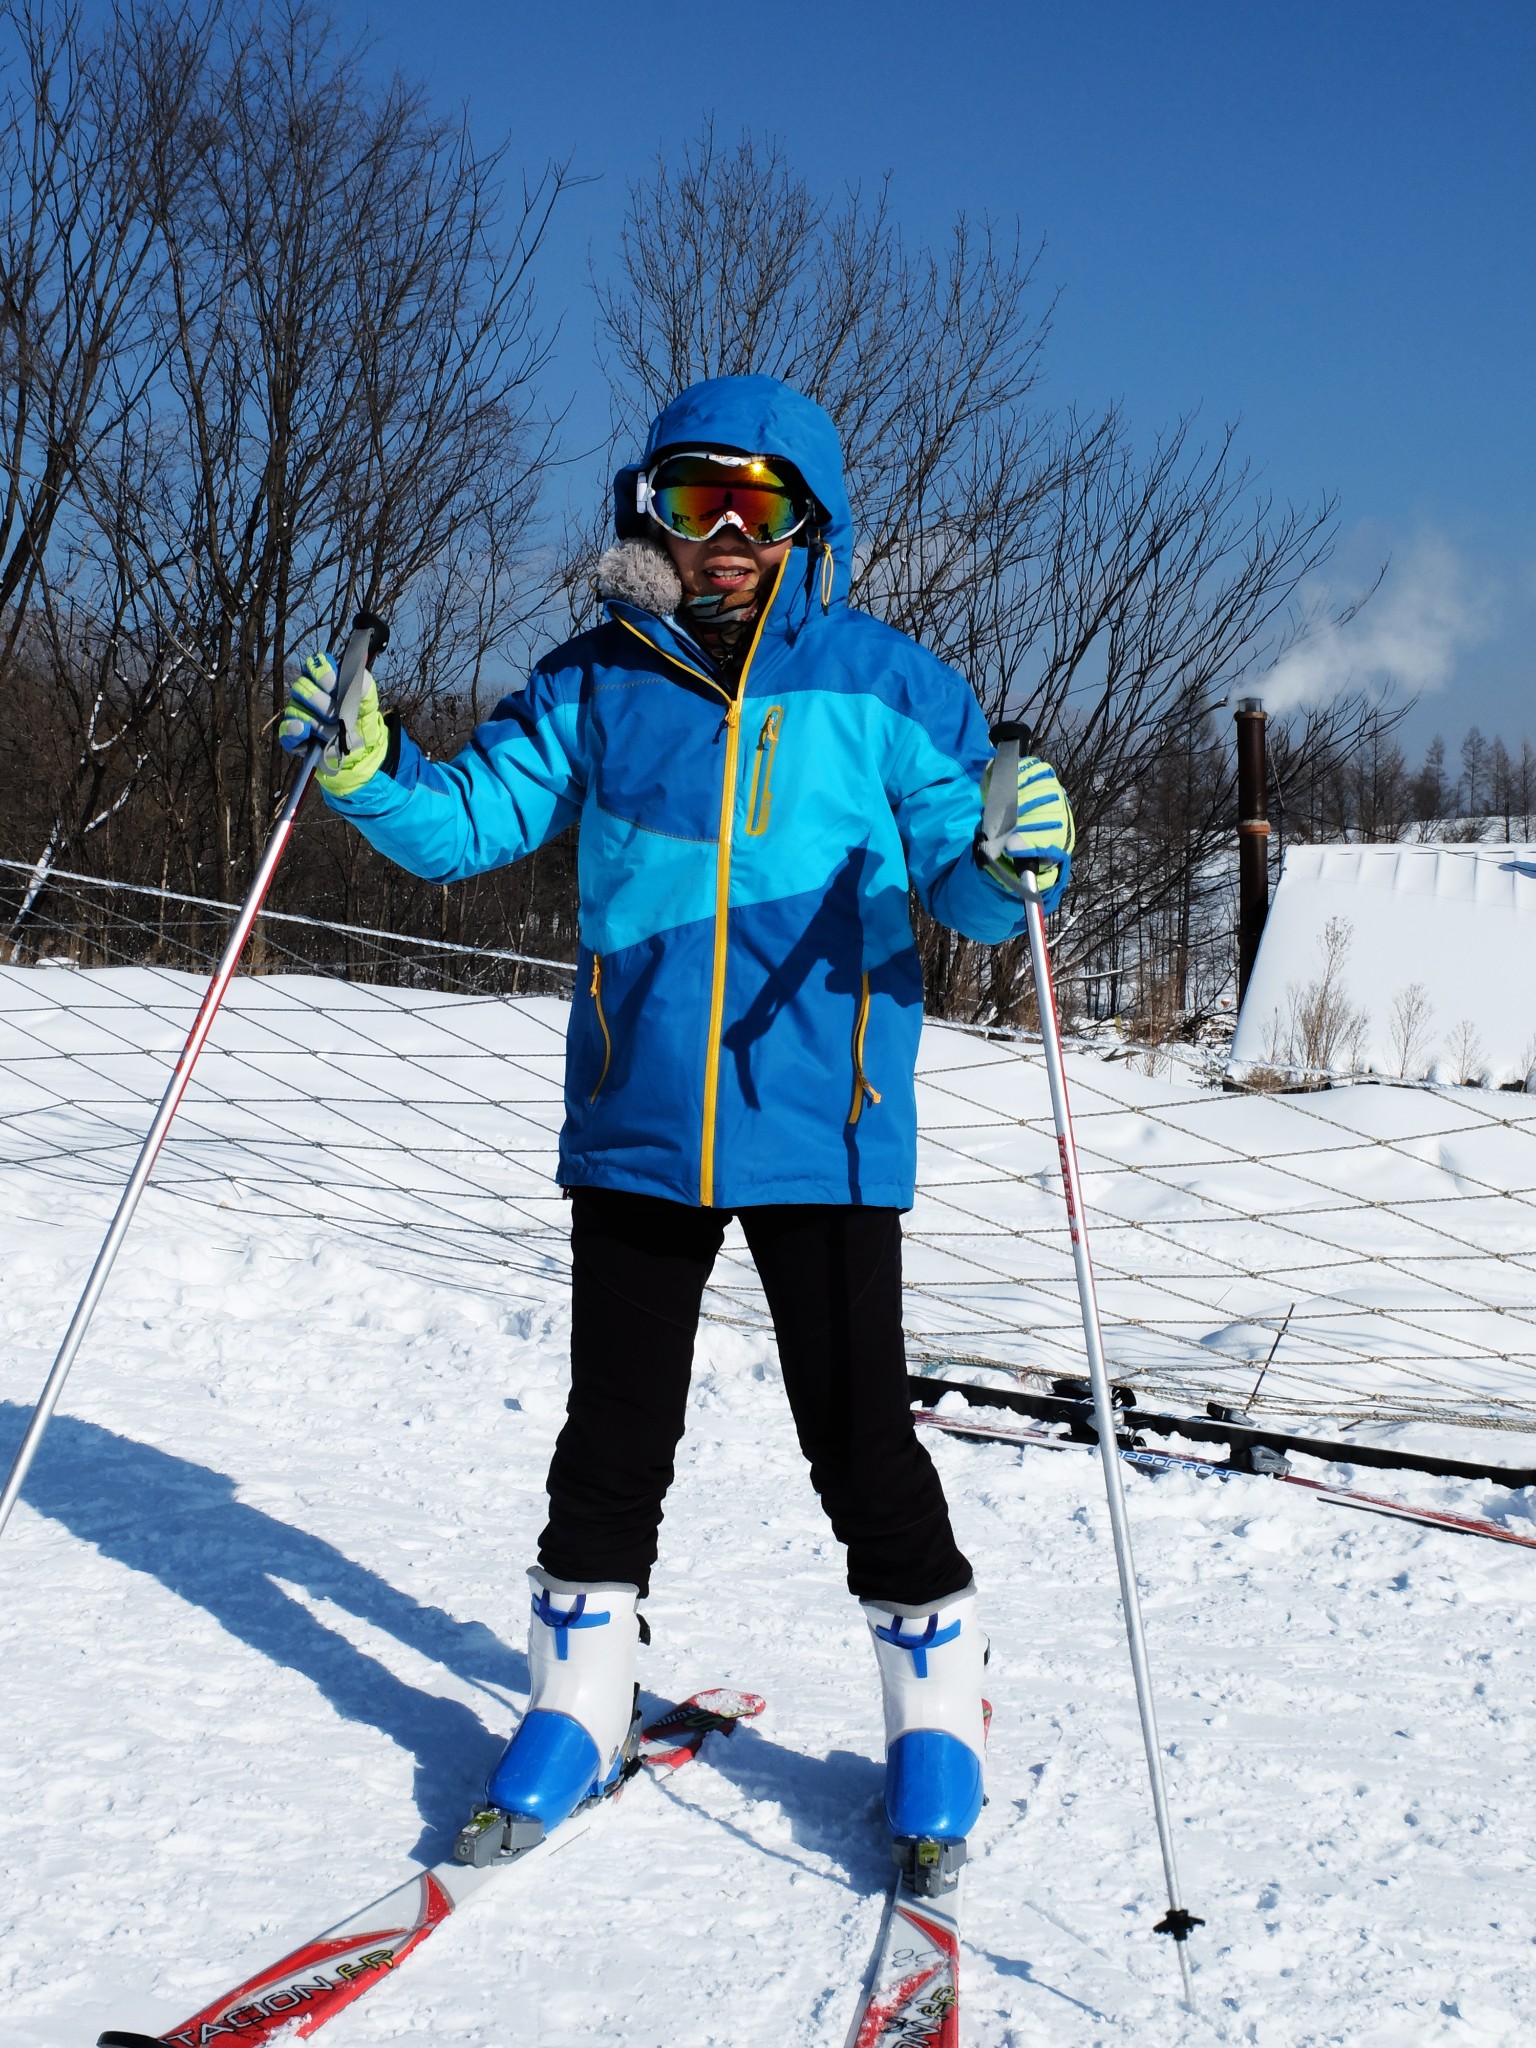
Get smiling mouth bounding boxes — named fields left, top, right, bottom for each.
left=698, top=540, right=757, bottom=590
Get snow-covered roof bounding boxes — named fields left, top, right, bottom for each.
left=1231, top=841, right=1536, bottom=1085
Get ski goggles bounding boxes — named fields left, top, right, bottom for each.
left=641, top=451, right=810, bottom=546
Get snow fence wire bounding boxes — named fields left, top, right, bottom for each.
left=5, top=862, right=1536, bottom=1432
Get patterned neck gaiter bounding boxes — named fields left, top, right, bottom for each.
left=677, top=588, right=761, bottom=671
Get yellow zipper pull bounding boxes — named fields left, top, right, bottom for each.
left=588, top=953, right=612, bottom=1102
left=848, top=971, right=882, bottom=1123
left=746, top=706, right=784, bottom=837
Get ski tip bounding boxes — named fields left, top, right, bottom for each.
left=638, top=1690, right=768, bottom=1768
left=98, top=2034, right=171, bottom=2046
left=643, top=1689, right=766, bottom=1734
left=685, top=1688, right=766, bottom=1722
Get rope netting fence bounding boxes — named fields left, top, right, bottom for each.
left=1, top=855, right=578, bottom=995
left=5, top=859, right=1536, bottom=1433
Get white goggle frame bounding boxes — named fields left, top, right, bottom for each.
left=638, top=449, right=810, bottom=545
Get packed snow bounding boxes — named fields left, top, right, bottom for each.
left=3, top=965, right=1536, bottom=2046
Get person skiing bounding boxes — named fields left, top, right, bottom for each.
left=280, top=374, right=1075, bottom=1884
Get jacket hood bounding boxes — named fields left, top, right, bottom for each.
left=614, top=375, right=852, bottom=614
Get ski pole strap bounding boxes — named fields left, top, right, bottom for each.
left=1154, top=1906, right=1206, bottom=1943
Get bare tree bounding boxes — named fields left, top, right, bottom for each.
left=0, top=1, right=212, bottom=636
left=1491, top=734, right=1514, bottom=838
left=1460, top=725, right=1490, bottom=821
left=121, top=3, right=567, bottom=895
left=1448, top=1017, right=1485, bottom=1087
left=4, top=461, right=200, bottom=954
left=595, top=121, right=1054, bottom=649
left=0, top=0, right=218, bottom=938
left=0, top=0, right=569, bottom=947
left=1275, top=916, right=1368, bottom=1074
left=1389, top=982, right=1435, bottom=1078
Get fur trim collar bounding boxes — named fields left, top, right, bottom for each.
left=595, top=537, right=682, bottom=616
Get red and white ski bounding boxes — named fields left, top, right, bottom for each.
left=844, top=1876, right=962, bottom=2048
left=640, top=1687, right=764, bottom=1769
left=96, top=1689, right=765, bottom=2048
left=914, top=1406, right=1536, bottom=1551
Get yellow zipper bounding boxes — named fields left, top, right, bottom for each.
left=848, top=971, right=883, bottom=1124
left=588, top=954, right=613, bottom=1101
left=745, top=706, right=784, bottom=836
left=698, top=556, right=788, bottom=1205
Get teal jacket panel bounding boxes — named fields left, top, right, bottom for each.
left=327, top=375, right=1058, bottom=1208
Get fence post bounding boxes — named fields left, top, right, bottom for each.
left=1235, top=698, right=1270, bottom=1002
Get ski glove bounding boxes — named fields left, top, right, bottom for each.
left=278, top=651, right=389, bottom=797
left=977, top=752, right=1076, bottom=906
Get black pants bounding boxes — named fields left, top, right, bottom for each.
left=539, top=1189, right=972, bottom=1606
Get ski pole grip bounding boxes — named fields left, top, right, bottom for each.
left=357, top=609, right=390, bottom=663
left=331, top=609, right=391, bottom=758
left=986, top=719, right=1044, bottom=873
left=990, top=720, right=1034, bottom=751
left=980, top=720, right=1033, bottom=864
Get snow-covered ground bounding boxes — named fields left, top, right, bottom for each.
left=3, top=967, right=1536, bottom=2046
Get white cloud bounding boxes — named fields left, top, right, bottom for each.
left=1260, top=535, right=1495, bottom=714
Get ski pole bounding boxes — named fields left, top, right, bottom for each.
left=986, top=721, right=1203, bottom=2007
left=0, top=612, right=388, bottom=1548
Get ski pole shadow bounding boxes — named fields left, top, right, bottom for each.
left=976, top=1948, right=1113, bottom=2024
left=0, top=1401, right=523, bottom=1863
left=663, top=1703, right=890, bottom=1889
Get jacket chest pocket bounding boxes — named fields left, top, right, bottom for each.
left=745, top=706, right=784, bottom=836
left=592, top=682, right=730, bottom=842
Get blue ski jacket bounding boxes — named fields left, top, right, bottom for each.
left=325, top=375, right=1060, bottom=1209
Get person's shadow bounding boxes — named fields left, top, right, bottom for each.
left=1, top=1407, right=938, bottom=1887
left=0, top=1402, right=523, bottom=1863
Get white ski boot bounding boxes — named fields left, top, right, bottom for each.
left=862, top=1581, right=986, bottom=1889
left=458, top=1569, right=640, bottom=1862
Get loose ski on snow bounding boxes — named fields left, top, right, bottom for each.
left=914, top=1407, right=1536, bottom=1552
left=95, top=1688, right=764, bottom=2048
left=844, top=1868, right=962, bottom=2048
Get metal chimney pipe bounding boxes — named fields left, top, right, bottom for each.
left=1235, top=697, right=1270, bottom=1002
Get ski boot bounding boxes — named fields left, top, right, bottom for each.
left=454, top=1569, right=640, bottom=1867
left=862, top=1581, right=986, bottom=1896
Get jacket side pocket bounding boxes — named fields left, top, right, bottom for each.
left=588, top=953, right=613, bottom=1102
left=848, top=971, right=883, bottom=1124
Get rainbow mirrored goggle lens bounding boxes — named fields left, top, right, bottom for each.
left=643, top=452, right=809, bottom=545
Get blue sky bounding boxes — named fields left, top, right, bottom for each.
left=348, top=0, right=1533, bottom=752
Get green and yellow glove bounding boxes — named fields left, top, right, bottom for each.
left=977, top=752, right=1076, bottom=907
left=278, top=651, right=389, bottom=797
